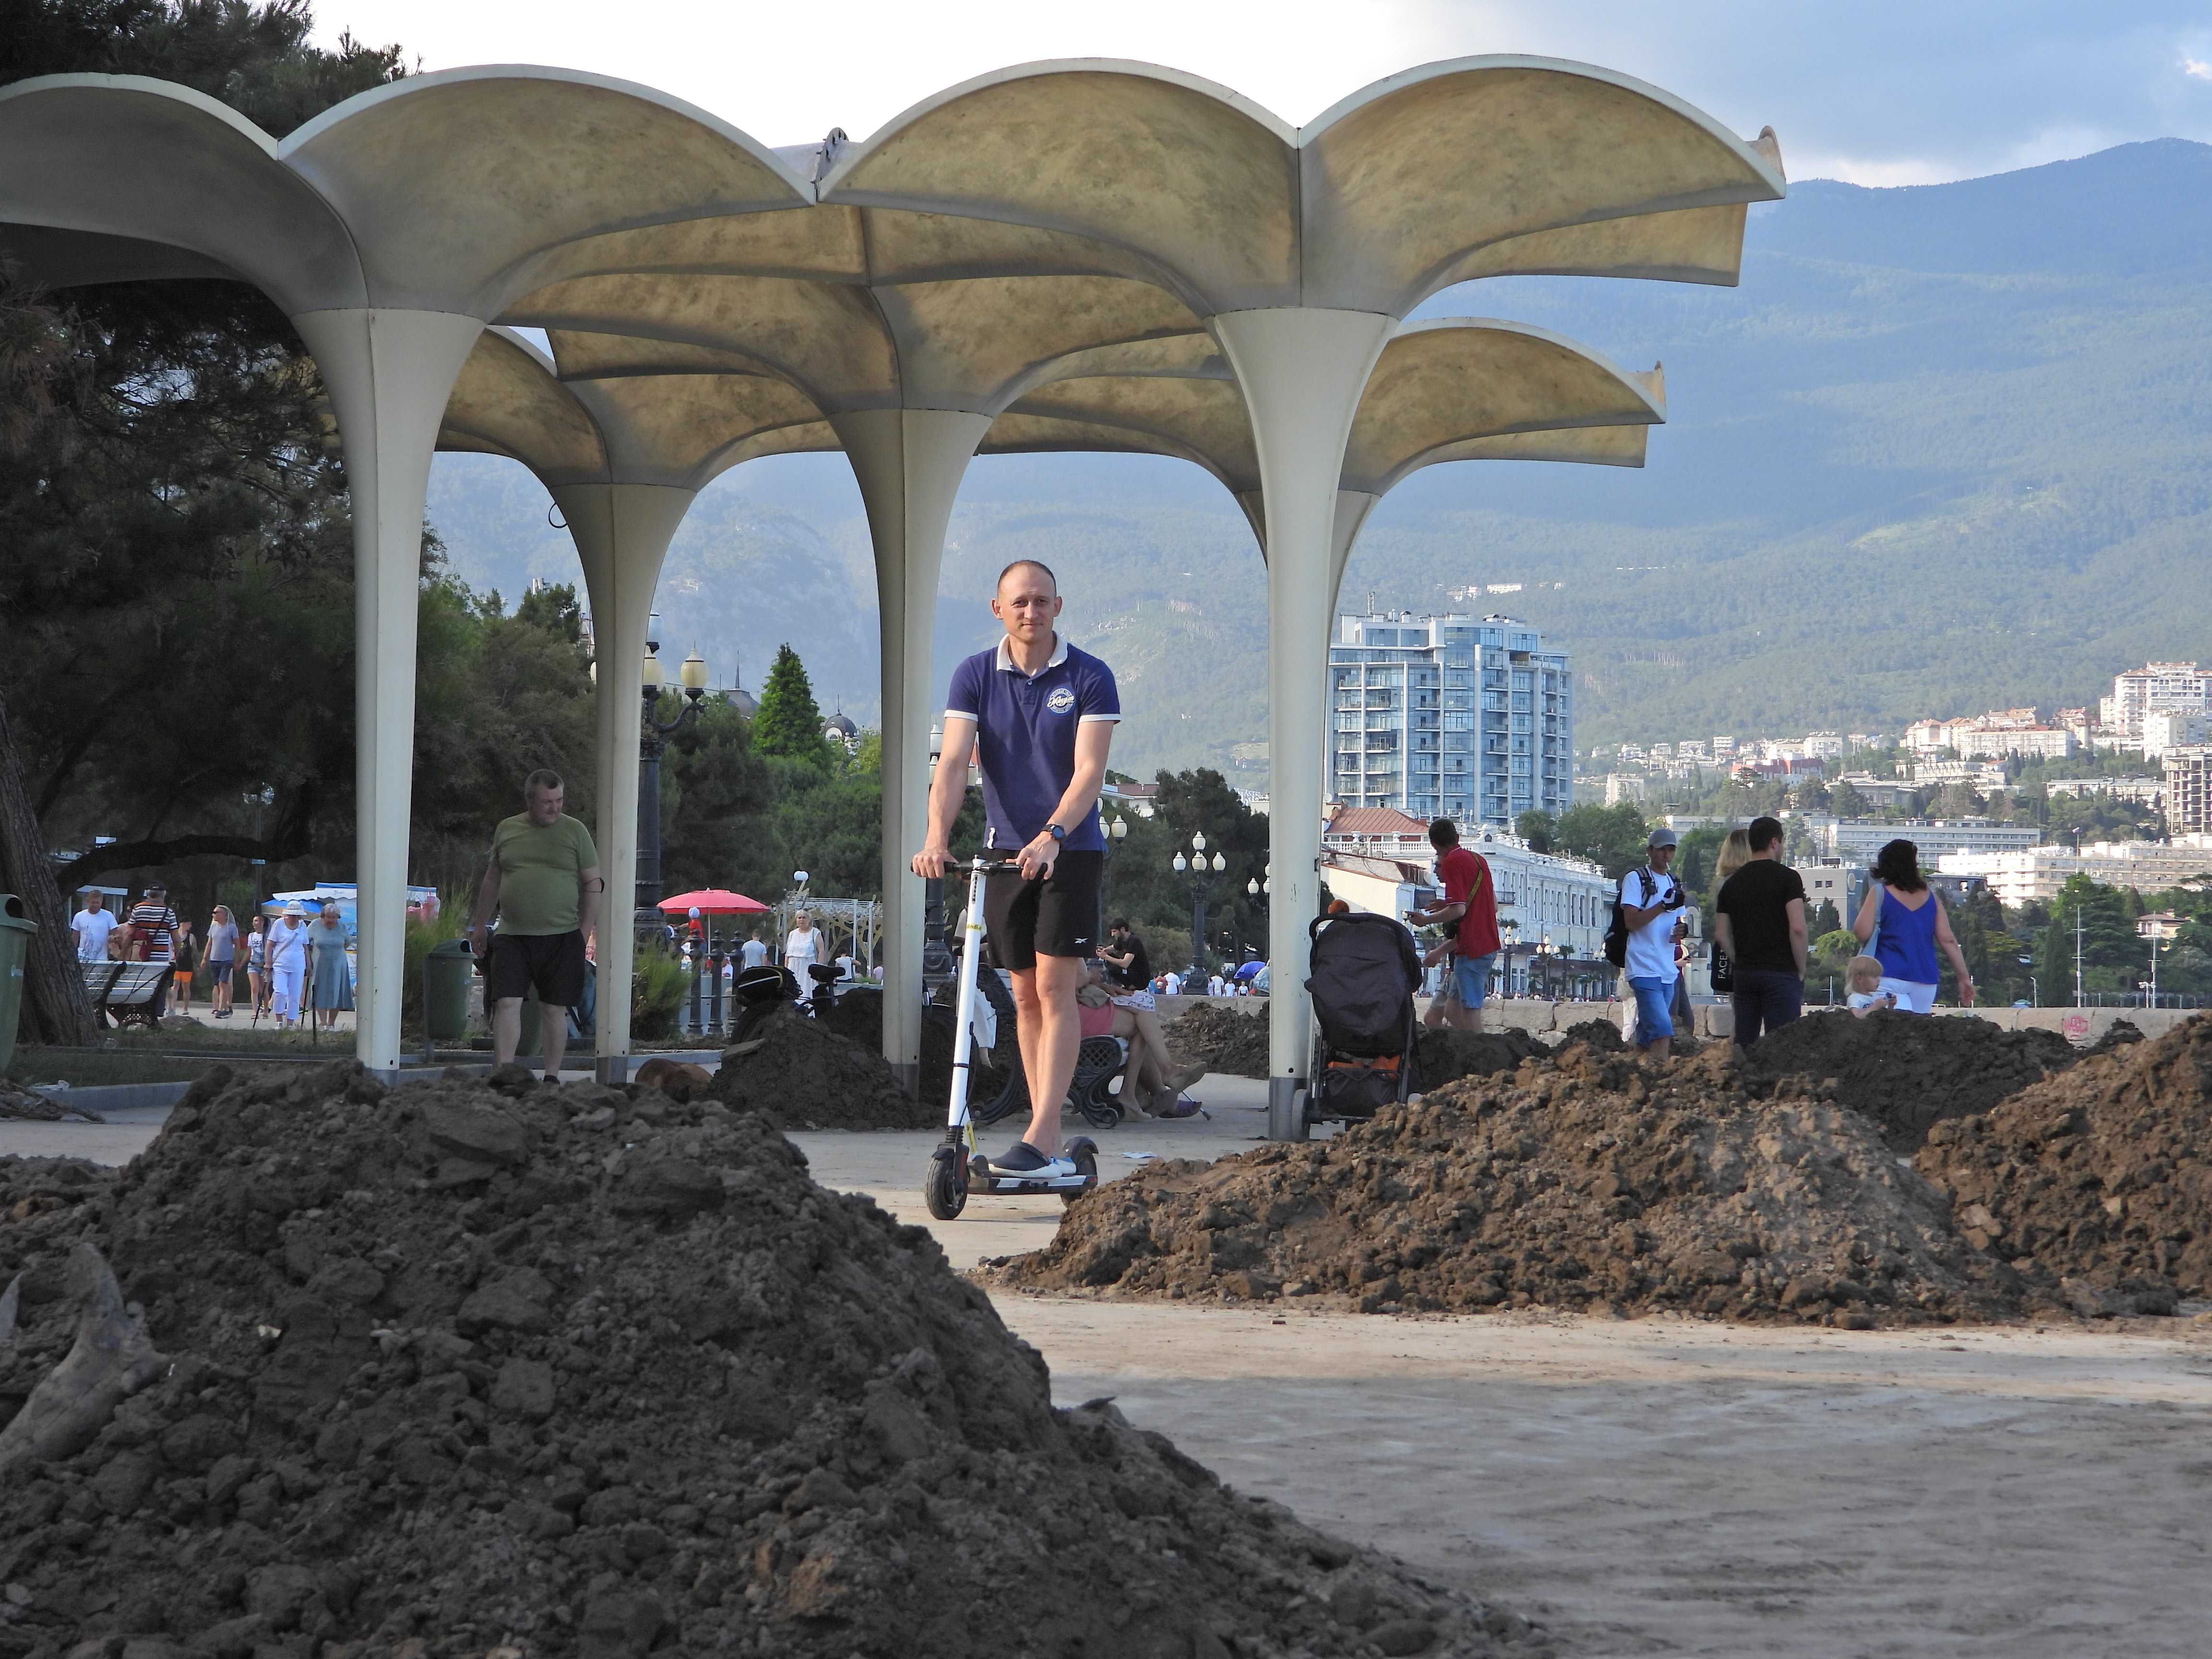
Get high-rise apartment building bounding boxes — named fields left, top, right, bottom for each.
left=2101, top=663, right=2212, bottom=745
left=2166, top=745, right=2212, bottom=836
left=1327, top=611, right=1573, bottom=827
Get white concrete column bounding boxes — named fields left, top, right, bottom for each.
left=550, top=481, right=697, bottom=1085
left=1212, top=308, right=1392, bottom=1139
left=830, top=409, right=993, bottom=1096
left=290, top=308, right=484, bottom=1079
left=1328, top=491, right=1384, bottom=607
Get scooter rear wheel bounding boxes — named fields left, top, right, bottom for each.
left=1060, top=1141, right=1099, bottom=1207
left=924, top=1152, right=967, bottom=1220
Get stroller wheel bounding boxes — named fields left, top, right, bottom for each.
left=1060, top=1140, right=1099, bottom=1207
left=923, top=1149, right=967, bottom=1221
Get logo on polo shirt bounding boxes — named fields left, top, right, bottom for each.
left=1045, top=686, right=1076, bottom=715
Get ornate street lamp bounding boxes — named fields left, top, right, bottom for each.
left=1171, top=830, right=1228, bottom=982
left=634, top=615, right=709, bottom=934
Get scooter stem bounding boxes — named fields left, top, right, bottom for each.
left=944, top=858, right=990, bottom=1133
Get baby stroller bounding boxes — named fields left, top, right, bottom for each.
left=1304, top=911, right=1422, bottom=1124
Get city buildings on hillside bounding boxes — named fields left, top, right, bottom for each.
left=1327, top=610, right=1573, bottom=828
left=1813, top=818, right=2043, bottom=861
left=1937, top=835, right=2212, bottom=905
left=1909, top=759, right=2009, bottom=789
left=1318, top=806, right=1618, bottom=998
left=2166, top=747, right=2212, bottom=836
left=2101, top=662, right=2212, bottom=746
left=1903, top=710, right=2077, bottom=760
left=2143, top=709, right=2211, bottom=758
left=2045, top=777, right=2164, bottom=808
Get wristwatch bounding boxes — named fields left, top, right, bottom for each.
left=1045, top=822, right=1067, bottom=842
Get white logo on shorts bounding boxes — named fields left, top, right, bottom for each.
left=1045, top=686, right=1076, bottom=715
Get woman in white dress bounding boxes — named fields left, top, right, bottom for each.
left=266, top=901, right=312, bottom=1028
left=782, top=909, right=825, bottom=981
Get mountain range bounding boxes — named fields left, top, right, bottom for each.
left=425, top=137, right=2212, bottom=781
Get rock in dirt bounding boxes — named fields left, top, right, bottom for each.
left=0, top=1058, right=1541, bottom=1658
left=0, top=1082, right=103, bottom=1123
left=709, top=1004, right=935, bottom=1130
left=1165, top=1002, right=1270, bottom=1079
left=1917, top=1014, right=2212, bottom=1313
left=997, top=1042, right=2021, bottom=1326
left=1733, top=1010, right=2082, bottom=1153
left=1414, top=1027, right=1547, bottom=1092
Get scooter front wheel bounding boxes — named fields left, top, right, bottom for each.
left=924, top=1150, right=967, bottom=1220
left=1060, top=1140, right=1100, bottom=1208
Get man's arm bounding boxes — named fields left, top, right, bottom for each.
left=1622, top=895, right=1676, bottom=928
left=1786, top=897, right=1808, bottom=977
left=1022, top=721, right=1113, bottom=879
left=577, top=864, right=602, bottom=951
left=468, top=860, right=502, bottom=954
left=1712, top=913, right=1735, bottom=958
left=911, top=717, right=976, bottom=878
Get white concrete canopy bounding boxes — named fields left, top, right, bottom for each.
left=0, top=56, right=1779, bottom=1109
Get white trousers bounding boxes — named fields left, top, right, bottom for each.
left=272, top=961, right=305, bottom=1020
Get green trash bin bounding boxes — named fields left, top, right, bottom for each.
left=0, top=895, right=36, bottom=1075
left=422, top=937, right=475, bottom=1048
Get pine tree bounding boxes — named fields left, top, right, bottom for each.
left=752, top=644, right=834, bottom=769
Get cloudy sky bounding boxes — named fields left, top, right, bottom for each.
left=312, top=0, right=2212, bottom=184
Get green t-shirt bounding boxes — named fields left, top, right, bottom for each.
left=491, top=812, right=599, bottom=936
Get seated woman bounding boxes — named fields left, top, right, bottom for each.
left=1079, top=960, right=1204, bottom=1116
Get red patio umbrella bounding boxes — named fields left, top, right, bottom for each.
left=658, top=889, right=770, bottom=915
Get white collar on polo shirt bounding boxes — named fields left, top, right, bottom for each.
left=994, top=633, right=1068, bottom=676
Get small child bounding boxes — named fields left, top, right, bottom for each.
left=1845, top=954, right=1897, bottom=1017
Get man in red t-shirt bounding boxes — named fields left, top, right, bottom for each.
left=1407, top=818, right=1502, bottom=1032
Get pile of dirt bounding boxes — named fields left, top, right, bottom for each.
left=1557, top=1020, right=1626, bottom=1053
left=1413, top=1027, right=1547, bottom=1092
left=1734, top=1011, right=2082, bottom=1152
left=1164, top=1003, right=1269, bottom=1079
left=709, top=1005, right=935, bottom=1130
left=0, top=1059, right=1543, bottom=1659
left=1917, top=1014, right=2212, bottom=1316
left=997, top=1042, right=2021, bottom=1326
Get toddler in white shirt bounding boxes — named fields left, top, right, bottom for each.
left=1845, top=954, right=1897, bottom=1016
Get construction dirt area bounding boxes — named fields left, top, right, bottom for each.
left=0, top=1012, right=2207, bottom=1656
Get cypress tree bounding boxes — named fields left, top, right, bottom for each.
left=752, top=644, right=834, bottom=769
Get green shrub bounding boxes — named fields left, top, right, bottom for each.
left=631, top=948, right=693, bottom=1043
left=401, top=899, right=468, bottom=1037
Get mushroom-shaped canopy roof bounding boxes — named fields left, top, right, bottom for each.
left=436, top=327, right=833, bottom=493
left=0, top=67, right=813, bottom=316
left=986, top=316, right=1661, bottom=511
left=824, top=57, right=1785, bottom=316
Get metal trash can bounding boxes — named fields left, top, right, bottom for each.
left=422, top=937, right=474, bottom=1046
left=0, top=895, right=36, bottom=1075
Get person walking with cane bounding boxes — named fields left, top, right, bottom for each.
left=912, top=559, right=1118, bottom=1181
left=267, top=901, right=311, bottom=1030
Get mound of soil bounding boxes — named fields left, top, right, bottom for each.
left=1413, top=1027, right=1547, bottom=1092
left=710, top=1005, right=935, bottom=1130
left=1734, top=1010, right=2082, bottom=1153
left=1165, top=1002, right=1270, bottom=1079
left=1558, top=1020, right=1626, bottom=1052
left=998, top=1043, right=2021, bottom=1327
left=0, top=1060, right=1543, bottom=1659
left=1917, top=1015, right=2212, bottom=1316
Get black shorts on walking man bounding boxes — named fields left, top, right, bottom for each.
left=913, top=558, right=1119, bottom=1178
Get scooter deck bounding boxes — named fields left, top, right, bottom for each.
left=966, top=1153, right=1097, bottom=1196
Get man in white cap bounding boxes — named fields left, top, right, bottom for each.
left=1618, top=826, right=1689, bottom=1058
left=267, top=901, right=312, bottom=1029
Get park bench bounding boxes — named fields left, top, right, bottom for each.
left=80, top=960, right=174, bottom=1031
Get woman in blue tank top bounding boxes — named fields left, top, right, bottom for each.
left=1850, top=839, right=1975, bottom=1014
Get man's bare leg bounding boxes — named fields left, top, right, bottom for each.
left=1010, top=954, right=1082, bottom=1158
left=541, top=1005, right=570, bottom=1077
left=493, top=997, right=523, bottom=1067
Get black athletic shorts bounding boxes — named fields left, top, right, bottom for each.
left=486, top=929, right=588, bottom=1007
left=983, top=849, right=1104, bottom=970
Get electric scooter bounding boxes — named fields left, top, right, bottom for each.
left=924, top=851, right=1099, bottom=1221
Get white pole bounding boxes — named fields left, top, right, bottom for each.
left=1212, top=308, right=1392, bottom=1140
left=832, top=409, right=993, bottom=1096
left=291, top=308, right=484, bottom=1080
left=553, top=481, right=696, bottom=1084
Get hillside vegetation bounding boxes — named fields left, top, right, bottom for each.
left=427, top=139, right=2212, bottom=776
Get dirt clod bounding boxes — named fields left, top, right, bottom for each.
left=709, top=1005, right=935, bottom=1129
left=1414, top=1027, right=1547, bottom=1092
left=0, top=1059, right=1536, bottom=1657
left=1734, top=1010, right=2082, bottom=1153
left=998, top=1043, right=2021, bottom=1325
left=1164, top=1003, right=1270, bottom=1079
left=1917, top=1014, right=2212, bottom=1312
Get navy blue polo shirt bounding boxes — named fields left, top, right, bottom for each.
left=945, top=636, right=1120, bottom=852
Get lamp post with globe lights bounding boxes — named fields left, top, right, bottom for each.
left=1173, top=831, right=1228, bottom=983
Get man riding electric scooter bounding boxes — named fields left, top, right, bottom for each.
left=911, top=558, right=1118, bottom=1181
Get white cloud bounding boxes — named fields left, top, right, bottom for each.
left=2183, top=58, right=2212, bottom=81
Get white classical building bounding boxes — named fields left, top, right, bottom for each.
left=1937, top=835, right=2212, bottom=905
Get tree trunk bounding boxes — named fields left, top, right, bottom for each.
left=0, top=685, right=94, bottom=1047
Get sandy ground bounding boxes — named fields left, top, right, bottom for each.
left=12, top=1070, right=2212, bottom=1656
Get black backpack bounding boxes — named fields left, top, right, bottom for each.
left=1602, top=867, right=1659, bottom=970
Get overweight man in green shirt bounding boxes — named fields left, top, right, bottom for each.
left=469, top=769, right=602, bottom=1078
